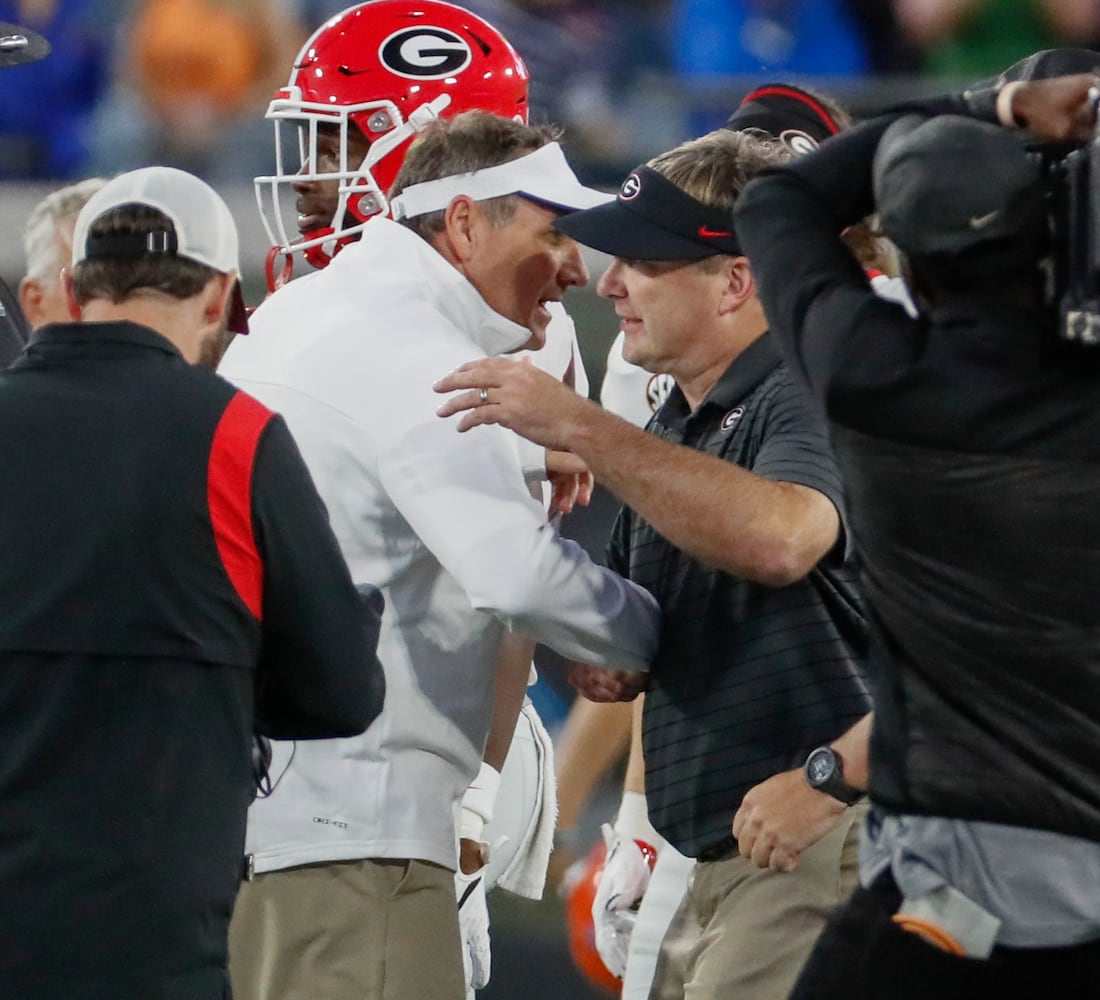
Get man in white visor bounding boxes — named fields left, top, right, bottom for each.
left=221, top=109, right=661, bottom=1000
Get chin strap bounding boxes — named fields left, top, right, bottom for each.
left=263, top=93, right=456, bottom=291
left=264, top=245, right=296, bottom=293
left=301, top=227, right=340, bottom=272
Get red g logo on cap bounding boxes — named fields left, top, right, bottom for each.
left=620, top=173, right=642, bottom=200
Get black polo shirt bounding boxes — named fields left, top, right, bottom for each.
left=608, top=333, right=870, bottom=858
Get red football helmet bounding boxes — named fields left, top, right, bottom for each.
left=255, top=0, right=530, bottom=281
left=562, top=840, right=622, bottom=997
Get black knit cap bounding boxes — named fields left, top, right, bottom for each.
left=725, top=83, right=842, bottom=154
left=873, top=114, right=1045, bottom=260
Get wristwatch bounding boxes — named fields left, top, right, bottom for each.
left=803, top=746, right=864, bottom=806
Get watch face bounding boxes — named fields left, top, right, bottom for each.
left=807, top=749, right=834, bottom=784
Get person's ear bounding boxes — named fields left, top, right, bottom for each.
left=717, top=255, right=756, bottom=315
left=202, top=272, right=236, bottom=331
left=440, top=195, right=482, bottom=264
left=18, top=275, right=44, bottom=327
left=61, top=269, right=82, bottom=321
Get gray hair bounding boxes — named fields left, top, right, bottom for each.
left=22, top=177, right=108, bottom=282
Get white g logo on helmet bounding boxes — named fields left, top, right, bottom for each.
left=379, top=27, right=472, bottom=79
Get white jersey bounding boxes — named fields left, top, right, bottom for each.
left=219, top=217, right=659, bottom=873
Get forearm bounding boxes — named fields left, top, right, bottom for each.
left=483, top=631, right=537, bottom=770
left=624, top=694, right=646, bottom=796
left=829, top=713, right=872, bottom=791
left=566, top=405, right=838, bottom=584
left=555, top=696, right=633, bottom=830
left=460, top=633, right=534, bottom=873
left=609, top=696, right=660, bottom=846
left=437, top=361, right=838, bottom=584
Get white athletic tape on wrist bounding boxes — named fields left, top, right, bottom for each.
left=460, top=761, right=502, bottom=842
left=613, top=790, right=662, bottom=846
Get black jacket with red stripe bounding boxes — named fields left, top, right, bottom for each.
left=0, top=321, right=384, bottom=999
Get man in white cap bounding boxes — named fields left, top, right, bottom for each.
left=221, top=110, right=660, bottom=1000
left=0, top=165, right=386, bottom=999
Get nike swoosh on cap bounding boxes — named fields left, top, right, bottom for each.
left=698, top=225, right=733, bottom=238
left=968, top=210, right=1000, bottom=229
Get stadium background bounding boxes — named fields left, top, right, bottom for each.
left=0, top=3, right=1086, bottom=989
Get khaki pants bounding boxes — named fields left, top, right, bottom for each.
left=649, top=803, right=866, bottom=1000
left=228, top=858, right=465, bottom=1000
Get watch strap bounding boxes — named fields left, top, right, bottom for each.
left=804, top=746, right=864, bottom=806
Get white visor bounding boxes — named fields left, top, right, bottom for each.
left=389, top=142, right=612, bottom=220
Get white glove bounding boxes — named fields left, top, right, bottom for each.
left=456, top=862, right=491, bottom=993
left=455, top=763, right=501, bottom=994
left=592, top=792, right=660, bottom=978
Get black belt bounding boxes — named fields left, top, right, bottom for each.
left=695, top=834, right=738, bottom=863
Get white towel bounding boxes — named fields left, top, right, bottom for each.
left=495, top=699, right=557, bottom=900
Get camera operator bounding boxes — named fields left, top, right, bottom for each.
left=735, top=72, right=1100, bottom=998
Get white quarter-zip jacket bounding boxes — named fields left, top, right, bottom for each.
left=219, top=218, right=659, bottom=872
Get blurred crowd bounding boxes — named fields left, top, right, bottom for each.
left=3, top=0, right=1100, bottom=186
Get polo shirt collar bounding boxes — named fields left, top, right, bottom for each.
left=661, top=330, right=782, bottom=429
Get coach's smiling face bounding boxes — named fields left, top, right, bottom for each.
left=443, top=195, right=590, bottom=351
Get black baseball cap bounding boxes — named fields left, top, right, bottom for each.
left=873, top=114, right=1045, bottom=259
left=725, top=83, right=843, bottom=154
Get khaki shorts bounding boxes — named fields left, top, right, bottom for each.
left=229, top=857, right=464, bottom=1000
left=649, top=802, right=867, bottom=1000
